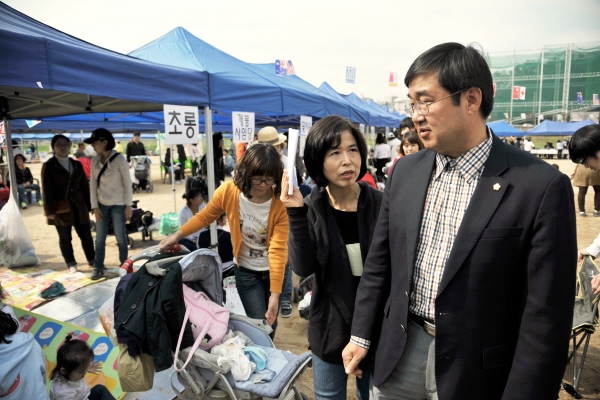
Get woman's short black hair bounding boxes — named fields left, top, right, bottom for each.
left=233, top=143, right=283, bottom=198
left=303, top=115, right=368, bottom=187
left=569, top=124, right=600, bottom=164
left=51, top=134, right=71, bottom=149
left=375, top=133, right=386, bottom=145
left=400, top=130, right=424, bottom=156
left=51, top=334, right=94, bottom=380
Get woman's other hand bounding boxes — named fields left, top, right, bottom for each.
left=124, top=205, right=133, bottom=221
left=578, top=249, right=591, bottom=264
left=280, top=170, right=304, bottom=208
left=265, top=293, right=280, bottom=326
left=47, top=215, right=55, bottom=220
left=93, top=208, right=102, bottom=222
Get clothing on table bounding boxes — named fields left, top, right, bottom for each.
left=179, top=180, right=288, bottom=293
left=125, top=141, right=146, bottom=162
left=0, top=327, right=48, bottom=400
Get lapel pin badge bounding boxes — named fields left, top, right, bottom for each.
left=493, top=183, right=501, bottom=191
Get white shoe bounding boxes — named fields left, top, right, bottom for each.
left=68, top=266, right=78, bottom=273
left=175, top=180, right=182, bottom=185
left=580, top=211, right=587, bottom=217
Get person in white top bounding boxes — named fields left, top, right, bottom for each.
left=372, top=133, right=391, bottom=182
left=86, top=128, right=133, bottom=280
left=523, top=137, right=535, bottom=152
left=386, top=130, right=401, bottom=159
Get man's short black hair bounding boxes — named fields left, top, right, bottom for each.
left=569, top=124, right=600, bottom=164
left=400, top=117, right=414, bottom=131
left=133, top=131, right=141, bottom=137
left=303, top=115, right=367, bottom=187
left=404, top=42, right=494, bottom=119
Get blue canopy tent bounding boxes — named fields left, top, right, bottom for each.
left=527, top=119, right=596, bottom=136
left=0, top=2, right=210, bottom=198
left=487, top=121, right=525, bottom=137
left=129, top=27, right=369, bottom=122
left=319, top=83, right=401, bottom=127
left=252, top=64, right=369, bottom=124
left=368, top=100, right=402, bottom=127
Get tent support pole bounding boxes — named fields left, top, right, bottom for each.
left=3, top=118, right=18, bottom=201
left=158, top=130, right=163, bottom=182
left=171, top=145, right=176, bottom=212
left=204, top=106, right=218, bottom=247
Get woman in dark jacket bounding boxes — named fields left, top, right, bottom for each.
left=41, top=134, right=95, bottom=273
left=280, top=116, right=383, bottom=400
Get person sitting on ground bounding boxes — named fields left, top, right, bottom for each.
left=197, top=213, right=235, bottom=277
left=0, top=282, right=49, bottom=400
left=49, top=334, right=115, bottom=400
left=178, top=187, right=207, bottom=251
left=7, top=153, right=43, bottom=209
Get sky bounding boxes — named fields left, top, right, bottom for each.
left=5, top=0, right=600, bottom=102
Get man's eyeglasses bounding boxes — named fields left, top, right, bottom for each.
left=250, top=177, right=275, bottom=185
left=405, top=89, right=467, bottom=117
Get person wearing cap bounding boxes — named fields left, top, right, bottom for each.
left=86, top=128, right=133, bottom=281
left=254, top=127, right=288, bottom=166
left=8, top=153, right=42, bottom=209
left=386, top=130, right=401, bottom=158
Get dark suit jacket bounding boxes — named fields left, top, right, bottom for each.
left=352, top=134, right=577, bottom=399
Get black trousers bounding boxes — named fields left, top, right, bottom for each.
left=55, top=211, right=95, bottom=267
left=88, top=384, right=116, bottom=400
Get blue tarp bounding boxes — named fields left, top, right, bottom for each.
left=487, top=121, right=525, bottom=137
left=319, top=83, right=401, bottom=127
left=0, top=2, right=210, bottom=119
left=129, top=27, right=368, bottom=120
left=527, top=119, right=596, bottom=136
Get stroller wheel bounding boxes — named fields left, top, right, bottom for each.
left=127, top=236, right=134, bottom=249
left=293, top=287, right=300, bottom=303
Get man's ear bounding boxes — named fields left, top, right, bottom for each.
left=464, top=87, right=483, bottom=115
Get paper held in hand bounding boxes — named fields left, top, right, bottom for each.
left=287, top=128, right=299, bottom=194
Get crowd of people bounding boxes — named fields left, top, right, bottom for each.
left=2, top=41, right=600, bottom=400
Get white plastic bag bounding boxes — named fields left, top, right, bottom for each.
left=0, top=194, right=40, bottom=267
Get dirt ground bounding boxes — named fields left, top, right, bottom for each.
left=3, top=156, right=599, bottom=399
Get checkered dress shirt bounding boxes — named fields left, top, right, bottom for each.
left=409, top=132, right=492, bottom=321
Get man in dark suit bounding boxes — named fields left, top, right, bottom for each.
left=342, top=43, right=577, bottom=399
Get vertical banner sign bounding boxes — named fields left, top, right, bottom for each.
left=512, top=86, right=520, bottom=100
left=593, top=94, right=599, bottom=105
left=287, top=128, right=300, bottom=193
left=275, top=60, right=295, bottom=76
left=370, top=126, right=375, bottom=140
left=346, top=67, right=356, bottom=84
left=577, top=92, right=584, bottom=104
left=163, top=105, right=199, bottom=145
left=232, top=112, right=255, bottom=144
left=299, top=115, right=312, bottom=157
left=519, top=86, right=526, bottom=100
left=388, top=72, right=398, bottom=87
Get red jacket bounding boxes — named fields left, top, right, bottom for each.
left=77, top=157, right=91, bottom=180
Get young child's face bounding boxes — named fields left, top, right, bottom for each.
left=67, top=358, right=91, bottom=382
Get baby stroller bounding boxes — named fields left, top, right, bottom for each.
left=129, top=245, right=312, bottom=399
left=91, top=200, right=155, bottom=249
left=130, top=155, right=154, bottom=193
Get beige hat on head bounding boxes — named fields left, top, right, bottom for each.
left=253, top=126, right=287, bottom=146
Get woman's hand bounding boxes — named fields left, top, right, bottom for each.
left=578, top=249, right=591, bottom=264
left=47, top=215, right=55, bottom=220
left=159, top=230, right=184, bottom=252
left=93, top=208, right=102, bottom=222
left=592, top=274, right=600, bottom=295
left=280, top=170, right=304, bottom=208
left=124, top=205, right=132, bottom=221
left=265, top=293, right=280, bottom=326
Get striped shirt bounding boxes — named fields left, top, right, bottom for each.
left=409, top=130, right=493, bottom=321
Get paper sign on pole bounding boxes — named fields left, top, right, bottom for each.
left=163, top=104, right=199, bottom=145
left=232, top=112, right=255, bottom=144
left=300, top=115, right=312, bottom=136
left=287, top=129, right=299, bottom=194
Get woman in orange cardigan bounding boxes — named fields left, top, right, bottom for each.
left=160, top=144, right=288, bottom=336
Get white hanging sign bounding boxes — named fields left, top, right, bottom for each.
left=163, top=104, right=199, bottom=145
left=232, top=112, right=255, bottom=144
left=300, top=115, right=312, bottom=136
